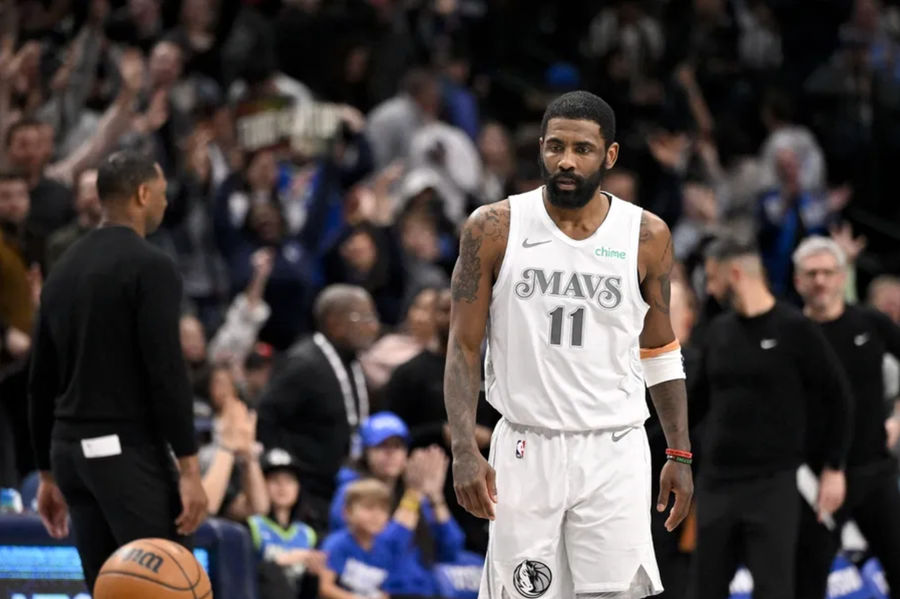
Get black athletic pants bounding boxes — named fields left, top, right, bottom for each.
left=51, top=438, right=190, bottom=592
left=796, top=467, right=900, bottom=599
left=688, top=470, right=799, bottom=599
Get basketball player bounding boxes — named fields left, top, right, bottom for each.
left=444, top=91, right=692, bottom=599
left=28, top=151, right=208, bottom=591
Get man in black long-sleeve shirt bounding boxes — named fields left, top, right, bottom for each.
left=27, top=151, right=208, bottom=592
left=687, top=238, right=853, bottom=599
left=792, top=235, right=900, bottom=598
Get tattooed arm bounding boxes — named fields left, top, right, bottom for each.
left=444, top=201, right=509, bottom=520
left=638, top=211, right=693, bottom=531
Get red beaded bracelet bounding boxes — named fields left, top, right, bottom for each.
left=665, top=448, right=693, bottom=459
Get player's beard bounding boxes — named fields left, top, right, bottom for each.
left=539, top=158, right=607, bottom=209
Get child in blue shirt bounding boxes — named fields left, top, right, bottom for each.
left=329, top=412, right=466, bottom=566
left=249, top=448, right=325, bottom=598
left=321, top=478, right=417, bottom=599
left=322, top=445, right=453, bottom=599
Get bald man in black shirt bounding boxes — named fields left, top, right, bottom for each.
left=28, top=151, right=207, bottom=592
left=688, top=238, right=853, bottom=599
left=793, top=235, right=900, bottom=599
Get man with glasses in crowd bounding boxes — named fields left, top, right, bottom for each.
left=792, top=235, right=900, bottom=599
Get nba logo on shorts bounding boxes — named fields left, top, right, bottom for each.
left=515, top=440, right=526, bottom=459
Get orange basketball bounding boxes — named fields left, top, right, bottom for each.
left=93, top=538, right=212, bottom=599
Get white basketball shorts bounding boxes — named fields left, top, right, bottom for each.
left=479, top=418, right=663, bottom=599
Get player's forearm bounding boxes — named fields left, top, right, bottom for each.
left=648, top=379, right=691, bottom=451
left=444, top=334, right=482, bottom=455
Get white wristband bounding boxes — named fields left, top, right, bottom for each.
left=641, top=346, right=686, bottom=387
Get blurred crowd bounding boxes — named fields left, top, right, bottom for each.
left=1, top=0, right=900, bottom=598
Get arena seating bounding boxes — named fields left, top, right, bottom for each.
left=0, top=514, right=259, bottom=599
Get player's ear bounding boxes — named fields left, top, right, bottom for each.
left=605, top=142, right=619, bottom=169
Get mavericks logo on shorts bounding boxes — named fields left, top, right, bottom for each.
left=515, top=440, right=526, bottom=459
left=513, top=560, right=552, bottom=598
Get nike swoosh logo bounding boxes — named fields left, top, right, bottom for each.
left=611, top=428, right=634, bottom=442
left=522, top=238, right=552, bottom=249
left=854, top=334, right=870, bottom=346
left=760, top=339, right=777, bottom=350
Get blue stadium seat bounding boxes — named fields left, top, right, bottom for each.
left=433, top=550, right=485, bottom=599
left=728, top=566, right=753, bottom=599
left=18, top=470, right=39, bottom=512
left=827, top=554, right=872, bottom=599
left=0, top=514, right=259, bottom=599
left=728, top=556, right=874, bottom=599
left=861, top=558, right=889, bottom=599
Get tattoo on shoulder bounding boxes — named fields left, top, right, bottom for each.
left=639, top=212, right=652, bottom=242
left=654, top=236, right=673, bottom=315
left=480, top=202, right=510, bottom=243
left=452, top=227, right=482, bottom=303
left=451, top=202, right=510, bottom=304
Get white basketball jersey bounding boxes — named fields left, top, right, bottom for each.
left=484, top=186, right=650, bottom=431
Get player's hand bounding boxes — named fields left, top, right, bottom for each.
left=36, top=474, right=69, bottom=539
left=817, top=467, right=846, bottom=522
left=452, top=448, right=497, bottom=520
left=657, top=460, right=693, bottom=532
left=176, top=468, right=208, bottom=535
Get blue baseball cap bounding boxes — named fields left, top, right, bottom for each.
left=360, top=412, right=411, bottom=448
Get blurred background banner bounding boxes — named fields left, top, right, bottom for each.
left=234, top=94, right=295, bottom=153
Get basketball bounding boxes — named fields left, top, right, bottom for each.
left=93, top=538, right=212, bottom=599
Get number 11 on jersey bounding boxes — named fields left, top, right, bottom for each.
left=548, top=306, right=585, bottom=347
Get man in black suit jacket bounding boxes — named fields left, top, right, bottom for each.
left=257, top=284, right=380, bottom=532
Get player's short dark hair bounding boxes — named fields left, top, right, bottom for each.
left=5, top=118, right=43, bottom=148
left=0, top=169, right=28, bottom=185
left=541, top=91, right=616, bottom=144
left=96, top=151, right=159, bottom=205
left=704, top=236, right=760, bottom=263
